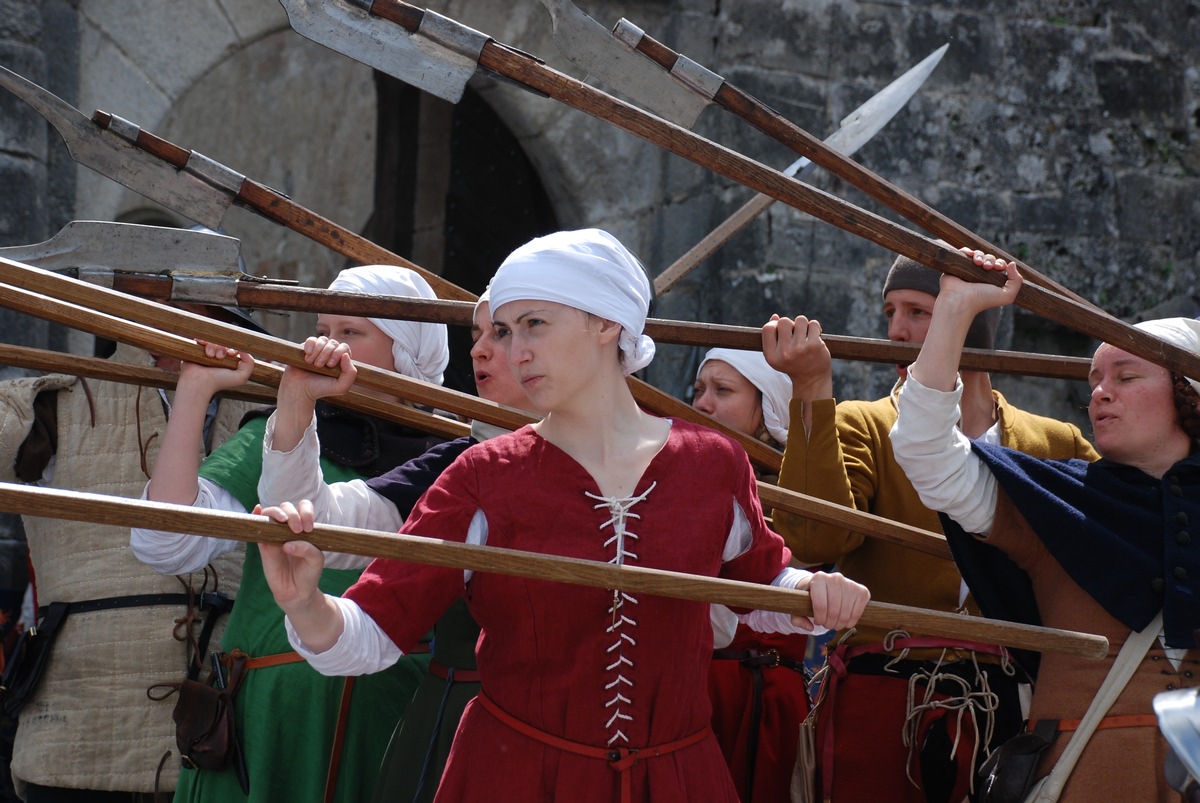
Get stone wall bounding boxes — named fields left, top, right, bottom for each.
left=0, top=0, right=78, bottom=628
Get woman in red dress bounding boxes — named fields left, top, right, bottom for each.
left=694, top=347, right=814, bottom=803
left=259, top=229, right=869, bottom=803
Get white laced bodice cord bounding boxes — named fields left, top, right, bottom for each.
left=586, top=481, right=657, bottom=748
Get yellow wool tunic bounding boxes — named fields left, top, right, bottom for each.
left=772, top=388, right=1098, bottom=647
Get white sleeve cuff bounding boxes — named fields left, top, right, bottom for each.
left=736, top=567, right=826, bottom=636
left=129, top=479, right=243, bottom=574
left=284, top=595, right=404, bottom=675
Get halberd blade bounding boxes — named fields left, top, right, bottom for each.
left=0, top=221, right=244, bottom=275
left=277, top=0, right=483, bottom=103
left=0, top=64, right=232, bottom=229
left=538, top=0, right=711, bottom=127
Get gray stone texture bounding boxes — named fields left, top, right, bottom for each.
left=0, top=0, right=78, bottom=603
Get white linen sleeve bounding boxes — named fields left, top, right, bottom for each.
left=129, top=478, right=244, bottom=574
left=736, top=567, right=826, bottom=636
left=889, top=375, right=997, bottom=535
left=283, top=595, right=404, bottom=675
left=258, top=409, right=403, bottom=571
left=723, top=501, right=824, bottom=635
left=711, top=605, right=738, bottom=649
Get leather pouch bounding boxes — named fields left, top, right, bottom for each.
left=0, top=602, right=69, bottom=718
left=973, top=720, right=1058, bottom=803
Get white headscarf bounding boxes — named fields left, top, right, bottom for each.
left=1134, top=317, right=1200, bottom=394
left=473, top=285, right=491, bottom=325
left=699, top=348, right=793, bottom=444
left=327, top=266, right=449, bottom=385
left=488, top=229, right=655, bottom=375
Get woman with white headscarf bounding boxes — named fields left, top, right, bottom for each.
left=694, top=347, right=793, bottom=453
left=258, top=229, right=869, bottom=803
left=693, top=349, right=808, bottom=803
left=891, top=250, right=1200, bottom=802
left=130, top=265, right=449, bottom=803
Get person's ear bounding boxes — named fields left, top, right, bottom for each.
left=595, top=317, right=623, bottom=345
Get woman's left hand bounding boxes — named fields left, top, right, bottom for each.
left=791, top=571, right=870, bottom=631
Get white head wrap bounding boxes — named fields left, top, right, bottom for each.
left=473, top=285, right=491, bottom=325
left=699, top=348, right=793, bottom=444
left=327, top=266, right=449, bottom=385
left=1134, top=317, right=1200, bottom=394
left=488, top=229, right=655, bottom=375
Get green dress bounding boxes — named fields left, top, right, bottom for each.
left=173, top=417, right=430, bottom=803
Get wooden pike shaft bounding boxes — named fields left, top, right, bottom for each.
left=0, top=256, right=519, bottom=431
left=628, top=30, right=1093, bottom=307
left=757, top=484, right=949, bottom=560
left=653, top=191, right=777, bottom=296
left=0, top=262, right=472, bottom=438
left=89, top=110, right=474, bottom=303
left=101, top=273, right=1092, bottom=380
left=78, top=116, right=783, bottom=462
left=0, top=482, right=1107, bottom=660
left=365, top=0, right=1200, bottom=381
left=0, top=342, right=277, bottom=406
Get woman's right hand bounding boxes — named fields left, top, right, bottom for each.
left=938, top=248, right=1023, bottom=315
left=178, top=341, right=256, bottom=395
left=280, top=336, right=355, bottom=403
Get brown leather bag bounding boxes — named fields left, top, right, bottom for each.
left=149, top=652, right=249, bottom=793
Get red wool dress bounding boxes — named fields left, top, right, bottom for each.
left=346, top=421, right=794, bottom=803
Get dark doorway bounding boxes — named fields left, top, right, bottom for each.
left=368, top=75, right=559, bottom=396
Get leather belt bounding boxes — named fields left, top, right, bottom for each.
left=477, top=693, right=710, bottom=803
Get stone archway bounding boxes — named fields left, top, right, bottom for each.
left=73, top=2, right=377, bottom=343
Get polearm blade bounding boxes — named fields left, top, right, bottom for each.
left=654, top=44, right=949, bottom=295
left=0, top=62, right=474, bottom=301
left=537, top=0, right=711, bottom=127
left=613, top=22, right=1093, bottom=307
left=292, top=0, right=1200, bottom=381
left=277, top=0, right=480, bottom=103
left=0, top=65, right=232, bottom=229
left=0, top=221, right=246, bottom=276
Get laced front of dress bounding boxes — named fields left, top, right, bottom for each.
left=586, top=481, right=657, bottom=749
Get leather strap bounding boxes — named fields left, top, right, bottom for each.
left=817, top=637, right=1010, bottom=801
left=428, top=659, right=481, bottom=683
left=477, top=693, right=710, bottom=803
left=231, top=650, right=306, bottom=671
left=1031, top=713, right=1159, bottom=733
left=712, top=648, right=806, bottom=799
left=322, top=676, right=357, bottom=803
left=38, top=592, right=194, bottom=616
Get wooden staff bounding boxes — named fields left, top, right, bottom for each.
left=758, top=484, right=949, bottom=559
left=97, top=272, right=1092, bottom=381
left=1, top=256, right=785, bottom=471
left=86, top=109, right=474, bottom=302
left=0, top=272, right=470, bottom=439
left=0, top=482, right=1108, bottom=660
left=0, top=342, right=276, bottom=406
